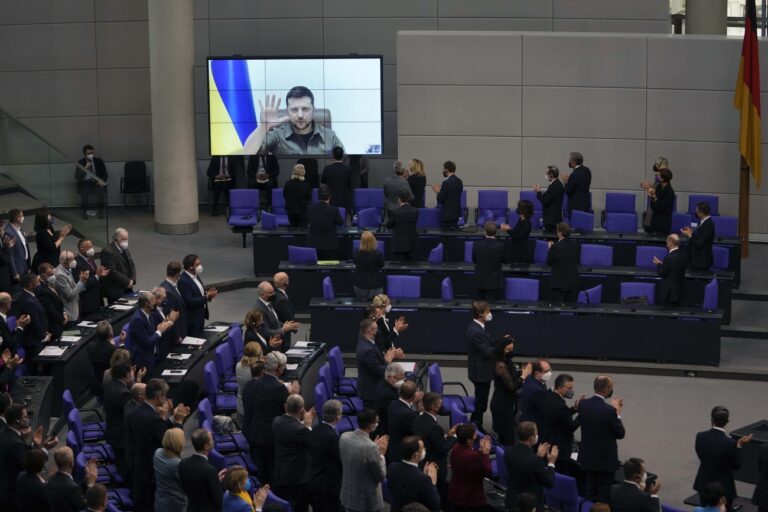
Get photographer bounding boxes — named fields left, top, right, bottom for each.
left=610, top=458, right=661, bottom=512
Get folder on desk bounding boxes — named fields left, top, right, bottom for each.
left=204, top=325, right=229, bottom=333
left=77, top=321, right=98, bottom=328
left=181, top=337, right=206, bottom=346
left=59, top=336, right=81, bottom=343
left=109, top=304, right=133, bottom=311
left=167, top=353, right=192, bottom=361
left=38, top=346, right=66, bottom=357
left=161, top=369, right=188, bottom=376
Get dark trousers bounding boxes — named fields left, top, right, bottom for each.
left=288, top=213, right=308, bottom=228
left=312, top=492, right=342, bottom=512
left=211, top=180, right=232, bottom=212
left=470, top=380, right=491, bottom=426
left=250, top=443, right=275, bottom=484
left=318, top=249, right=340, bottom=260
left=274, top=484, right=310, bottom=512
left=543, top=224, right=557, bottom=233
left=585, top=469, right=615, bottom=505
left=551, top=288, right=578, bottom=303
left=132, top=477, right=156, bottom=512
left=393, top=251, right=414, bottom=262
left=187, top=324, right=205, bottom=339
left=477, top=288, right=502, bottom=301
left=79, top=183, right=106, bottom=217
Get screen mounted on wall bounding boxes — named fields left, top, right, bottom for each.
left=208, top=56, right=383, bottom=156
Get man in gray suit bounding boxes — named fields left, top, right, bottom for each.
left=339, top=409, right=389, bottom=512
left=54, top=251, right=91, bottom=324
left=383, top=161, right=413, bottom=217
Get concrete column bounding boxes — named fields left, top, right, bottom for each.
left=686, top=0, right=728, bottom=35
left=148, top=0, right=198, bottom=234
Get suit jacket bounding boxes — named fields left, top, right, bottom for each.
left=383, top=176, right=413, bottom=213
left=386, top=399, right=418, bottom=462
left=610, top=481, right=661, bottom=512
left=127, top=309, right=161, bottom=373
left=53, top=265, right=85, bottom=322
left=75, top=156, right=108, bottom=192
left=408, top=175, right=427, bottom=208
left=436, top=174, right=464, bottom=223
left=466, top=320, right=495, bottom=383
left=272, top=415, right=312, bottom=486
left=125, top=402, right=181, bottom=485
left=32, top=229, right=60, bottom=271
left=693, top=428, right=741, bottom=499
left=160, top=279, right=188, bottom=341
left=374, top=379, right=400, bottom=436
left=16, top=470, right=50, bottom=512
left=206, top=156, right=243, bottom=188
left=352, top=249, right=385, bottom=290
left=339, top=429, right=387, bottom=512
left=752, top=443, right=768, bottom=509
left=308, top=422, right=342, bottom=496
left=321, top=161, right=353, bottom=209
left=12, top=290, right=47, bottom=355
left=272, top=288, right=294, bottom=351
left=576, top=395, right=625, bottom=472
left=473, top=237, right=507, bottom=290
left=538, top=180, right=564, bottom=227
left=375, top=315, right=400, bottom=353
left=151, top=308, right=175, bottom=361
left=539, top=390, right=579, bottom=462
left=547, top=238, right=579, bottom=291
left=688, top=217, right=715, bottom=270
left=253, top=298, right=283, bottom=340
left=74, top=254, right=103, bottom=317
left=4, top=223, right=30, bottom=277
left=242, top=372, right=288, bottom=447
left=519, top=375, right=547, bottom=425
left=648, top=184, right=675, bottom=234
left=0, top=428, right=32, bottom=510
left=307, top=201, right=344, bottom=251
left=509, top=217, right=533, bottom=264
left=178, top=454, right=224, bottom=512
left=178, top=271, right=209, bottom=333
left=36, top=283, right=65, bottom=338
left=46, top=471, right=87, bottom=512
left=103, top=377, right=131, bottom=449
left=386, top=204, right=419, bottom=254
left=504, top=442, right=555, bottom=510
left=356, top=338, right=387, bottom=402
left=657, top=248, right=687, bottom=305
left=0, top=314, right=22, bottom=355
left=0, top=244, right=15, bottom=293
left=564, top=165, right=592, bottom=212
left=99, top=242, right=136, bottom=302
left=283, top=179, right=312, bottom=216
left=387, top=461, right=441, bottom=512
left=413, top=412, right=457, bottom=484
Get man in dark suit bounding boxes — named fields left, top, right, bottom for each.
left=16, top=447, right=50, bottom=512
left=694, top=406, right=752, bottom=510
left=159, top=261, right=188, bottom=342
left=272, top=394, right=316, bottom=512
left=413, top=392, right=458, bottom=506
left=75, top=145, right=109, bottom=220
left=387, top=192, right=419, bottom=262
left=103, top=361, right=133, bottom=479
left=547, top=222, right=579, bottom=303
left=207, top=155, right=244, bottom=216
left=99, top=228, right=136, bottom=304
left=578, top=375, right=626, bottom=504
left=386, top=380, right=421, bottom=463
left=178, top=428, right=224, bottom=512
left=535, top=166, right=565, bottom=232
left=178, top=254, right=217, bottom=338
left=538, top=373, right=580, bottom=476
left=149, top=287, right=180, bottom=365
left=519, top=359, right=552, bottom=426
left=653, top=234, right=688, bottom=307
left=13, top=273, right=49, bottom=358
left=74, top=239, right=107, bottom=317
left=375, top=362, right=407, bottom=437
left=0, top=221, right=16, bottom=293
left=47, top=446, right=98, bottom=512
left=753, top=445, right=768, bottom=512
left=36, top=262, right=66, bottom=338
left=127, top=292, right=172, bottom=375
left=321, top=146, right=353, bottom=212
left=473, top=221, right=508, bottom=300
left=0, top=292, right=27, bottom=354
left=387, top=436, right=441, bottom=512
left=356, top=318, right=396, bottom=408
left=611, top=458, right=662, bottom=512
left=4, top=209, right=31, bottom=279
left=309, top=400, right=344, bottom=512
left=308, top=185, right=345, bottom=259
left=124, top=378, right=189, bottom=512
left=255, top=281, right=299, bottom=345
left=433, top=160, right=464, bottom=229
left=682, top=201, right=715, bottom=271
left=272, top=272, right=297, bottom=351
left=466, top=300, right=505, bottom=427
left=383, top=162, right=413, bottom=216
left=564, top=152, right=592, bottom=214
left=504, top=421, right=558, bottom=511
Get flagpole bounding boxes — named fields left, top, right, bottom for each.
left=739, top=156, right=750, bottom=257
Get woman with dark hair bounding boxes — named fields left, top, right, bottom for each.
left=502, top=200, right=534, bottom=264
left=16, top=447, right=50, bottom=512
left=490, top=337, right=531, bottom=446
left=643, top=168, right=676, bottom=235
left=514, top=493, right=539, bottom=512
left=31, top=209, right=70, bottom=271
left=243, top=309, right=282, bottom=354
left=448, top=423, right=494, bottom=511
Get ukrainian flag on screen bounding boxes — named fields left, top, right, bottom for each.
left=209, top=60, right=258, bottom=155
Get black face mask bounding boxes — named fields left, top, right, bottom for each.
left=442, top=170, right=448, bottom=178
left=267, top=294, right=276, bottom=302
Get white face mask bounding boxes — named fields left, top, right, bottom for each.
left=86, top=154, right=94, bottom=161
left=385, top=304, right=392, bottom=314
left=639, top=472, right=648, bottom=491
left=371, top=422, right=379, bottom=433
left=68, top=260, right=77, bottom=269
left=541, top=371, right=553, bottom=383
left=485, top=312, right=493, bottom=322
left=544, top=174, right=550, bottom=182
left=419, top=449, right=426, bottom=462
left=394, top=379, right=405, bottom=388
left=195, top=264, right=204, bottom=274
left=18, top=216, right=24, bottom=224
left=119, top=241, right=129, bottom=250
left=533, top=434, right=539, bottom=445
left=86, top=248, right=95, bottom=257
left=46, top=275, right=56, bottom=285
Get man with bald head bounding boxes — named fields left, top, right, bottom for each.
left=272, top=272, right=297, bottom=351
left=74, top=238, right=109, bottom=317
left=255, top=281, right=299, bottom=349
left=47, top=445, right=97, bottom=511
left=653, top=234, right=687, bottom=307
left=100, top=227, right=136, bottom=303
left=54, top=250, right=89, bottom=325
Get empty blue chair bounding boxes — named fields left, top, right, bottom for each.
left=428, top=243, right=444, bottom=263
left=580, top=244, right=613, bottom=267
left=269, top=188, right=290, bottom=226
left=287, top=245, right=318, bottom=264
left=387, top=275, right=421, bottom=299
left=712, top=246, right=729, bottom=271
left=322, top=276, right=335, bottom=299
left=475, top=190, right=509, bottom=226
left=670, top=211, right=690, bottom=234
left=328, top=346, right=357, bottom=396
left=605, top=192, right=636, bottom=214
left=604, top=212, right=637, bottom=234
left=261, top=211, right=277, bottom=230
left=428, top=363, right=475, bottom=414
left=353, top=188, right=385, bottom=216
left=577, top=284, right=603, bottom=305
left=356, top=207, right=381, bottom=229
left=227, top=189, right=260, bottom=226
left=62, top=389, right=105, bottom=435
left=75, top=451, right=123, bottom=486
left=520, top=190, right=543, bottom=211
left=620, top=282, right=656, bottom=305
left=441, top=277, right=454, bottom=300
left=319, top=364, right=363, bottom=414
left=569, top=210, right=594, bottom=233
left=635, top=246, right=667, bottom=268
left=207, top=444, right=258, bottom=474
left=688, top=194, right=719, bottom=216
left=417, top=208, right=442, bottom=229
left=711, top=215, right=737, bottom=238
left=197, top=398, right=248, bottom=453
left=353, top=238, right=385, bottom=254
left=545, top=472, right=580, bottom=512
left=228, top=324, right=244, bottom=360
left=214, top=344, right=238, bottom=392
left=533, top=240, right=548, bottom=264
left=662, top=505, right=688, bottom=512
left=703, top=278, right=718, bottom=310
left=67, top=409, right=114, bottom=461
left=505, top=278, right=539, bottom=301
left=203, top=361, right=237, bottom=414
left=495, top=444, right=510, bottom=488
left=464, top=241, right=474, bottom=263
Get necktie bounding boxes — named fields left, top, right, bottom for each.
left=220, top=158, right=229, bottom=177
left=88, top=257, right=96, bottom=271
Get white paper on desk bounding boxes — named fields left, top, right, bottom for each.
left=285, top=349, right=312, bottom=357
left=59, top=336, right=81, bottom=343
left=204, top=325, right=229, bottom=333
left=166, top=353, right=191, bottom=361
left=77, top=321, right=98, bottom=328
left=38, top=346, right=66, bottom=357
left=570, top=452, right=579, bottom=462
left=110, top=304, right=133, bottom=311
left=123, top=299, right=138, bottom=305
left=286, top=363, right=299, bottom=371
left=181, top=336, right=206, bottom=346
left=292, top=341, right=314, bottom=348
left=161, top=369, right=188, bottom=376
left=398, top=361, right=416, bottom=373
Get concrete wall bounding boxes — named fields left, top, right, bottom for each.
left=398, top=31, right=768, bottom=233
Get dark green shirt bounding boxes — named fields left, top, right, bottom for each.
left=264, top=121, right=344, bottom=156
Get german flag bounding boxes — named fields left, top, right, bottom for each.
left=734, top=0, right=762, bottom=188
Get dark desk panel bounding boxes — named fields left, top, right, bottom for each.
left=309, top=299, right=721, bottom=366
left=283, top=342, right=328, bottom=410
left=12, top=376, right=53, bottom=434
left=731, top=420, right=768, bottom=484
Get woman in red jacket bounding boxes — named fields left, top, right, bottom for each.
left=447, top=423, right=493, bottom=511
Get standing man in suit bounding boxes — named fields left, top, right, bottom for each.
left=100, top=228, right=136, bottom=304
left=356, top=318, right=396, bottom=408
left=375, top=362, right=406, bottom=437
left=127, top=292, right=173, bottom=375
left=504, top=421, right=558, bottom=511
left=309, top=400, right=344, bottom=512
left=754, top=444, right=768, bottom=512
left=539, top=374, right=581, bottom=476
left=75, top=239, right=107, bottom=317
left=387, top=436, right=441, bottom=512
left=47, top=446, right=98, bottom=512
left=653, top=234, right=687, bottom=307
left=0, top=292, right=27, bottom=354
left=13, top=273, right=49, bottom=358
left=76, top=144, right=108, bottom=220
left=339, top=409, right=389, bottom=512
left=159, top=261, right=188, bottom=342
left=383, top=162, right=413, bottom=218
left=694, top=406, right=752, bottom=510
left=611, top=458, right=662, bottom=512
left=272, top=394, right=316, bottom=512
left=0, top=221, right=17, bottom=293
left=473, top=221, right=508, bottom=300
left=272, top=272, right=296, bottom=351
left=103, top=361, right=133, bottom=480
left=207, top=155, right=244, bottom=216
left=178, top=429, right=224, bottom=512
left=150, top=287, right=179, bottom=362
left=682, top=202, right=715, bottom=271
left=308, top=185, right=345, bottom=259
left=36, top=262, right=67, bottom=338
left=53, top=251, right=88, bottom=325
left=125, top=378, right=189, bottom=512
left=563, top=152, right=592, bottom=214
left=466, top=300, right=506, bottom=427
left=535, top=166, right=565, bottom=233
left=4, top=209, right=30, bottom=280
left=519, top=359, right=553, bottom=426
left=255, top=281, right=299, bottom=347
left=578, top=375, right=626, bottom=505
left=178, top=254, right=217, bottom=338
left=321, top=146, right=353, bottom=214
left=386, top=380, right=422, bottom=463
left=387, top=191, right=419, bottom=262
left=432, top=160, right=464, bottom=230
left=547, top=222, right=579, bottom=303
left=413, top=392, right=458, bottom=506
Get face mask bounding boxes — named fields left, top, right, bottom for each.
left=46, top=275, right=56, bottom=285
left=606, top=389, right=614, bottom=399
left=545, top=174, right=550, bottom=182
left=442, top=170, right=448, bottom=178
left=394, top=379, right=405, bottom=388
left=244, top=478, right=253, bottom=492
left=17, top=417, right=30, bottom=430
left=372, top=422, right=379, bottom=433
left=267, top=294, right=276, bottom=302
left=68, top=260, right=77, bottom=269
left=195, top=264, right=203, bottom=274
left=419, top=449, right=426, bottom=462
left=541, top=371, right=552, bottom=383
left=639, top=472, right=648, bottom=491
left=86, top=154, right=94, bottom=161
left=49, top=218, right=54, bottom=226
left=563, top=389, right=575, bottom=399
left=119, top=241, right=129, bottom=250
left=86, top=248, right=95, bottom=257
left=533, top=434, right=539, bottom=445
left=18, top=216, right=24, bottom=224
left=485, top=312, right=493, bottom=322
left=385, top=304, right=392, bottom=314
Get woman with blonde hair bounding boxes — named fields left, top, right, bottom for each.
left=236, top=341, right=265, bottom=416
left=351, top=230, right=385, bottom=301
left=370, top=293, right=406, bottom=357
left=153, top=427, right=187, bottom=510
left=222, top=465, right=270, bottom=512
left=283, top=163, right=312, bottom=227
left=407, top=158, right=427, bottom=207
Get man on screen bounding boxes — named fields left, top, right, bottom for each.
left=243, top=86, right=345, bottom=156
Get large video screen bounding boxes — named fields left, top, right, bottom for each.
left=208, top=56, right=383, bottom=156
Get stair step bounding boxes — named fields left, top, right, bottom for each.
left=0, top=191, right=46, bottom=215
left=722, top=326, right=768, bottom=339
